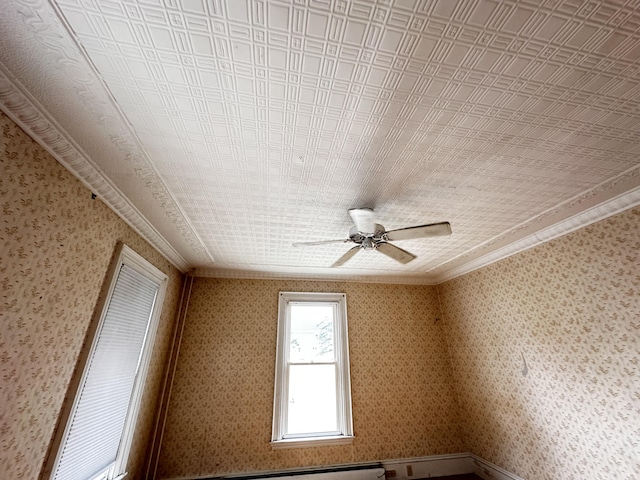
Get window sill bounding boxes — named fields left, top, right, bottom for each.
left=271, top=435, right=354, bottom=450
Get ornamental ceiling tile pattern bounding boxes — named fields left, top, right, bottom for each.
left=439, top=206, right=640, bottom=480
left=1, top=0, right=640, bottom=282
left=157, top=279, right=464, bottom=478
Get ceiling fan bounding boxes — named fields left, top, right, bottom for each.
left=293, top=208, right=452, bottom=267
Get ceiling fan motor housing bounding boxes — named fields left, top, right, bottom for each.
left=349, top=224, right=386, bottom=249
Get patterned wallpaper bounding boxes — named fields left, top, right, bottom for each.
left=439, top=207, right=640, bottom=480
left=157, top=279, right=464, bottom=478
left=4, top=101, right=637, bottom=480
left=0, top=111, right=183, bottom=479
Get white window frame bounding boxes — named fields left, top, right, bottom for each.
left=43, top=244, right=167, bottom=480
left=271, top=292, right=354, bottom=449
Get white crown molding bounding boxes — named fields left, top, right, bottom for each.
left=435, top=183, right=640, bottom=284
left=0, top=68, right=191, bottom=272
left=190, top=267, right=439, bottom=285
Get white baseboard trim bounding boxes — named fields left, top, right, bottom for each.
left=159, top=453, right=523, bottom=480
left=381, top=453, right=474, bottom=479
left=470, top=454, right=524, bottom=480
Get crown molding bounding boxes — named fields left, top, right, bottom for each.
left=435, top=184, right=640, bottom=284
left=190, top=267, right=439, bottom=285
left=0, top=67, right=191, bottom=272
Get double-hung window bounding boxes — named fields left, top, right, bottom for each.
left=43, top=244, right=167, bottom=480
left=271, top=292, right=353, bottom=448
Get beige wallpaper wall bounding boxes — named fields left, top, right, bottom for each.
left=4, top=105, right=637, bottom=480
left=0, top=111, right=183, bottom=479
left=439, top=207, right=640, bottom=480
left=157, top=279, right=464, bottom=478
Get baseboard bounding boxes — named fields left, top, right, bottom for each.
left=381, top=453, right=474, bottom=479
left=470, top=454, right=524, bottom=480
left=159, top=453, right=523, bottom=480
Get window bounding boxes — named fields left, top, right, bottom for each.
left=43, top=244, right=167, bottom=480
left=271, top=292, right=353, bottom=449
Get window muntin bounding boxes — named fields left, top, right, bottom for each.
left=272, top=292, right=353, bottom=448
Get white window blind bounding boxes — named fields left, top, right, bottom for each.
left=49, top=245, right=167, bottom=480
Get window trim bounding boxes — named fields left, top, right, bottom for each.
left=271, top=292, right=354, bottom=449
left=42, top=244, right=168, bottom=480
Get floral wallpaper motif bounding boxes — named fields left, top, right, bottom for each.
left=4, top=104, right=637, bottom=480
left=439, top=207, right=640, bottom=480
left=0, top=111, right=183, bottom=479
left=157, top=280, right=464, bottom=478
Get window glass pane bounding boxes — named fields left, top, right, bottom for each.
left=289, top=304, right=335, bottom=362
left=287, top=364, right=337, bottom=435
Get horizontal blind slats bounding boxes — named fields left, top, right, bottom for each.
left=54, top=264, right=159, bottom=480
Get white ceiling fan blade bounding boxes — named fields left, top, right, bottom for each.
left=331, top=246, right=361, bottom=267
left=376, top=242, right=416, bottom=264
left=348, top=207, right=376, bottom=234
left=292, top=239, right=351, bottom=247
left=385, top=222, right=452, bottom=241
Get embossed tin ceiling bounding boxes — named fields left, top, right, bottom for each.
left=1, top=0, right=639, bottom=283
